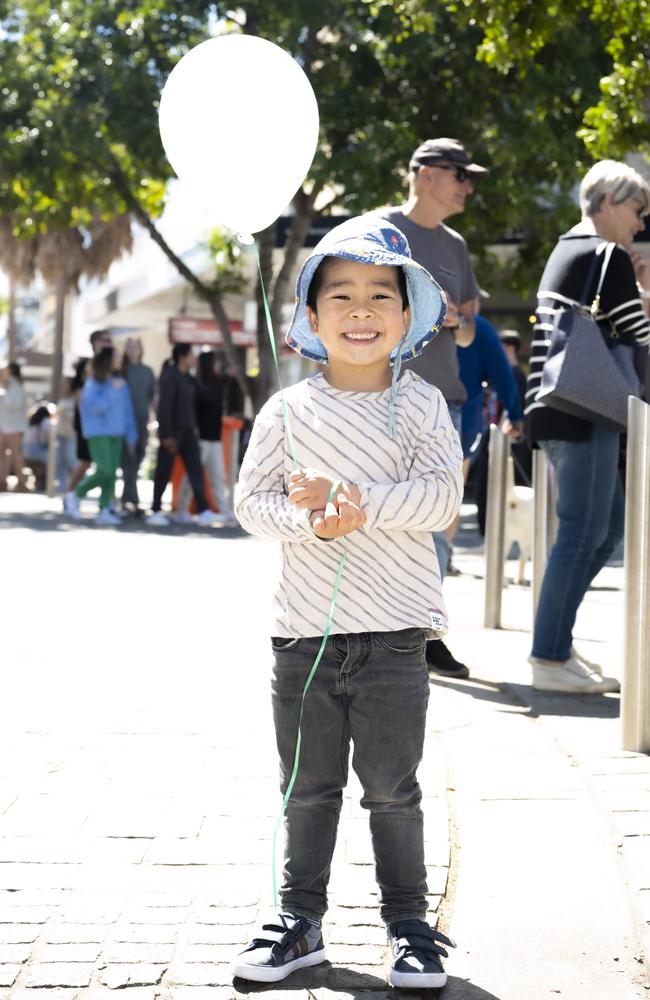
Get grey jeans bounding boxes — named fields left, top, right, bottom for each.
left=271, top=628, right=430, bottom=926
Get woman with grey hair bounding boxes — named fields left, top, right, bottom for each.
left=525, top=159, right=650, bottom=694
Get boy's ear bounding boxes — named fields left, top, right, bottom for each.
left=403, top=305, right=411, bottom=331
left=307, top=306, right=319, bottom=333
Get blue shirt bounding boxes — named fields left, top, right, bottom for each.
left=80, top=377, right=137, bottom=446
left=458, top=316, right=522, bottom=439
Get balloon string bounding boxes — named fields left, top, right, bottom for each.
left=252, top=243, right=347, bottom=912
left=254, top=247, right=297, bottom=466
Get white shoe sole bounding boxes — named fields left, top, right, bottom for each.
left=232, top=947, right=326, bottom=983
left=532, top=678, right=605, bottom=694
left=389, top=967, right=447, bottom=989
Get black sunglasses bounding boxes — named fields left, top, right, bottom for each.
left=423, top=163, right=471, bottom=183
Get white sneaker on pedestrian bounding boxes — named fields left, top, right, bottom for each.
left=570, top=647, right=620, bottom=692
left=147, top=511, right=170, bottom=527
left=212, top=512, right=239, bottom=526
left=196, top=508, right=217, bottom=526
left=63, top=491, right=81, bottom=519
left=95, top=507, right=121, bottom=527
left=529, top=655, right=615, bottom=694
left=172, top=511, right=194, bottom=524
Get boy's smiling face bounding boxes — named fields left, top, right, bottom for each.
left=306, top=258, right=411, bottom=391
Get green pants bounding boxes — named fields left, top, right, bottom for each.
left=76, top=435, right=123, bottom=510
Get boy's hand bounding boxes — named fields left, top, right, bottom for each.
left=289, top=468, right=361, bottom=510
left=309, top=493, right=366, bottom=538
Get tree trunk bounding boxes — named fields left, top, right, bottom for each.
left=51, top=276, right=66, bottom=402
left=7, top=276, right=17, bottom=362
left=206, top=293, right=250, bottom=407
left=105, top=158, right=253, bottom=409
left=269, top=188, right=317, bottom=337
left=254, top=224, right=278, bottom=410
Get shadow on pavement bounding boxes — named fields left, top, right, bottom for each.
left=0, top=511, right=244, bottom=538
left=234, top=967, right=504, bottom=998
left=430, top=675, right=620, bottom=721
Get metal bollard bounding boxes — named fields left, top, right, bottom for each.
left=45, top=407, right=58, bottom=499
left=483, top=424, right=510, bottom=629
left=622, top=396, right=650, bottom=753
left=229, top=428, right=241, bottom=500
left=531, top=449, right=558, bottom=618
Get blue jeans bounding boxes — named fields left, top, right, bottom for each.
left=433, top=401, right=463, bottom=578
left=531, top=426, right=624, bottom=661
left=271, top=628, right=430, bottom=926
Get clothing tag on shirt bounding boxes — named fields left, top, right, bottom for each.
left=429, top=609, right=446, bottom=631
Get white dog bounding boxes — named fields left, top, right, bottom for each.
left=504, top=457, right=534, bottom=585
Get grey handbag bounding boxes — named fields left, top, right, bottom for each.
left=537, top=242, right=640, bottom=431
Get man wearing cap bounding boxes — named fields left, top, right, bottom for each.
left=381, top=137, right=488, bottom=679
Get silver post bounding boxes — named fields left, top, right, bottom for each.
left=532, top=449, right=557, bottom=618
left=484, top=424, right=509, bottom=629
left=45, top=407, right=58, bottom=499
left=622, top=396, right=650, bottom=753
left=229, top=428, right=241, bottom=500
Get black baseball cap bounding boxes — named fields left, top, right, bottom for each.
left=409, top=138, right=489, bottom=175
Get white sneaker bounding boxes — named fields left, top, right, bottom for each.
left=212, top=512, right=239, bottom=526
left=147, top=511, right=171, bottom=527
left=172, top=511, right=194, bottom=524
left=529, top=655, right=615, bottom=694
left=63, top=491, right=81, bottom=519
left=196, top=508, right=217, bottom=526
left=571, top=647, right=620, bottom=693
left=95, top=507, right=121, bottom=527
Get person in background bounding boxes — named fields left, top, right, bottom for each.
left=177, top=350, right=238, bottom=526
left=499, top=329, right=532, bottom=486
left=65, top=358, right=92, bottom=506
left=121, top=337, right=155, bottom=513
left=0, top=362, right=28, bottom=491
left=525, top=159, right=650, bottom=693
left=65, top=332, right=112, bottom=508
left=66, top=347, right=137, bottom=526
left=55, top=376, right=78, bottom=493
left=380, top=136, right=488, bottom=679
left=148, top=343, right=214, bottom=527
left=21, top=404, right=52, bottom=491
left=458, top=315, right=523, bottom=475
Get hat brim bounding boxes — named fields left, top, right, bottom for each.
left=286, top=243, right=447, bottom=365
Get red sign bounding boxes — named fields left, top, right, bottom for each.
left=168, top=317, right=256, bottom=348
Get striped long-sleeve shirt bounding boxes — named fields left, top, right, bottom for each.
left=525, top=231, right=650, bottom=444
left=235, top=370, right=464, bottom=639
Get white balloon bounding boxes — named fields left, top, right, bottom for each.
left=159, top=34, right=320, bottom=237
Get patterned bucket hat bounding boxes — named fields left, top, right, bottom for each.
left=285, top=215, right=447, bottom=364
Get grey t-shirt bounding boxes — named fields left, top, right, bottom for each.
left=383, top=209, right=479, bottom=403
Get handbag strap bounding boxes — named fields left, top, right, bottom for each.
left=579, top=241, right=616, bottom=309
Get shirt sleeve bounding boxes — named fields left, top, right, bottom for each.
left=358, top=389, right=464, bottom=532
left=234, top=395, right=324, bottom=543
left=122, top=385, right=138, bottom=447
left=601, top=246, right=650, bottom=346
left=156, top=371, right=175, bottom=440
left=458, top=238, right=480, bottom=306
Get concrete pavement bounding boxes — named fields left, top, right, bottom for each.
left=0, top=491, right=649, bottom=998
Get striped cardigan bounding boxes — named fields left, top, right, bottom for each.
left=525, top=231, right=650, bottom=444
left=235, top=370, right=464, bottom=639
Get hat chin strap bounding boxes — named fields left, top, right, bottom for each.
left=388, top=336, right=407, bottom=439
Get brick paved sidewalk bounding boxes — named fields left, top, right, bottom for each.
left=1, top=494, right=649, bottom=999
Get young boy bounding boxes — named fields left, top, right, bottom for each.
left=233, top=216, right=463, bottom=988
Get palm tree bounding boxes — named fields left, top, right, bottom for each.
left=0, top=215, right=133, bottom=397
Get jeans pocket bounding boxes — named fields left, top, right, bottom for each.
left=271, top=636, right=302, bottom=651
left=374, top=628, right=425, bottom=655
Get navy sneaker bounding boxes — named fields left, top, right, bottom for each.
left=232, top=911, right=326, bottom=983
left=388, top=919, right=456, bottom=989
